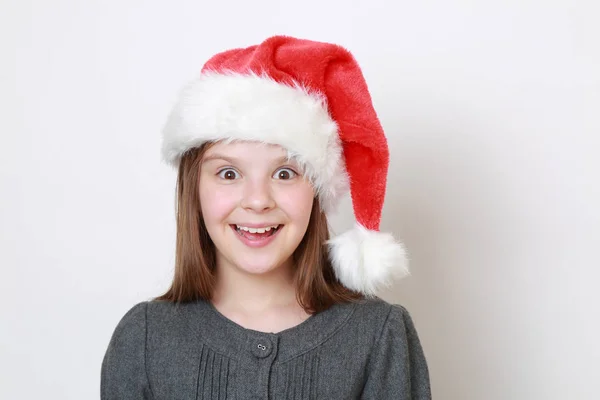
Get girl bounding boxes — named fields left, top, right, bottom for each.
left=101, top=35, right=431, bottom=399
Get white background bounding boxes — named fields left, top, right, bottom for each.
left=1, top=0, right=598, bottom=399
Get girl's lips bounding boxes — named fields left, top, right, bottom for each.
left=229, top=224, right=283, bottom=248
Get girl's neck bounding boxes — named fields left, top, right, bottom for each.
left=211, top=259, right=298, bottom=313
left=209, top=260, right=312, bottom=333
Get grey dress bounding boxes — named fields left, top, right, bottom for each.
left=101, top=296, right=431, bottom=399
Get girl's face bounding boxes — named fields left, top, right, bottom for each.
left=199, top=141, right=315, bottom=277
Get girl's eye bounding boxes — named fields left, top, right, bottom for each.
left=218, top=168, right=240, bottom=180
left=273, top=168, right=297, bottom=180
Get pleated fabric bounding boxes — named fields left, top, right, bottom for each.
left=196, top=345, right=233, bottom=400
left=273, top=351, right=321, bottom=400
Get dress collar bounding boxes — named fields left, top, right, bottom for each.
left=181, top=298, right=359, bottom=363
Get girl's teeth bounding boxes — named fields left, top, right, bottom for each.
left=236, top=225, right=278, bottom=234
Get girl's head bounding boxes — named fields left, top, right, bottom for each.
left=199, top=141, right=313, bottom=277
left=158, top=36, right=410, bottom=307
left=157, top=140, right=364, bottom=312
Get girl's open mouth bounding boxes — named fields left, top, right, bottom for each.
left=229, top=224, right=283, bottom=248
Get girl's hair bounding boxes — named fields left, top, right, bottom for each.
left=155, top=142, right=365, bottom=314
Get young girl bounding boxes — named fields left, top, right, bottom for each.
left=101, top=35, right=431, bottom=399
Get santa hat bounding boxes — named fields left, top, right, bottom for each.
left=161, top=35, right=409, bottom=296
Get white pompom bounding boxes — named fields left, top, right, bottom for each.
left=327, top=224, right=410, bottom=296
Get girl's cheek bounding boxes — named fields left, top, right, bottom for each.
left=200, top=179, right=229, bottom=206
left=276, top=183, right=314, bottom=212
left=203, top=185, right=240, bottom=213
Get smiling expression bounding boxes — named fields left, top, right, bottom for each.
left=199, top=141, right=315, bottom=276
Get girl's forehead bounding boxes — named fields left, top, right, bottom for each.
left=205, top=140, right=293, bottom=160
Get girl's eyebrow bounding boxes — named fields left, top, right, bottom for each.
left=202, top=154, right=291, bottom=165
left=202, top=154, right=236, bottom=164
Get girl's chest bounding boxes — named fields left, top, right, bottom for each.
left=146, top=335, right=371, bottom=400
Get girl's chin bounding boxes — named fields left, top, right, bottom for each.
left=236, top=259, right=288, bottom=273
left=223, top=254, right=294, bottom=275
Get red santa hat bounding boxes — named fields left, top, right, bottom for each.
left=161, top=35, right=409, bottom=296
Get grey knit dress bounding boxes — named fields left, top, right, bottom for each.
left=101, top=296, right=431, bottom=399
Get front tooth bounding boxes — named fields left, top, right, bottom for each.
left=236, top=225, right=278, bottom=233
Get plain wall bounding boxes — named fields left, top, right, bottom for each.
left=1, top=0, right=598, bottom=399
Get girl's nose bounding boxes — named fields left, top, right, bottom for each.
left=240, top=179, right=276, bottom=212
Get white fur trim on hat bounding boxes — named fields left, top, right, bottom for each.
left=327, top=223, right=410, bottom=296
left=161, top=71, right=349, bottom=213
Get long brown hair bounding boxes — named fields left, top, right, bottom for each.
left=155, top=142, right=364, bottom=314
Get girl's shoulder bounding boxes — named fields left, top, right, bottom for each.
left=349, top=296, right=417, bottom=330
left=106, top=299, right=203, bottom=339
left=353, top=300, right=431, bottom=398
